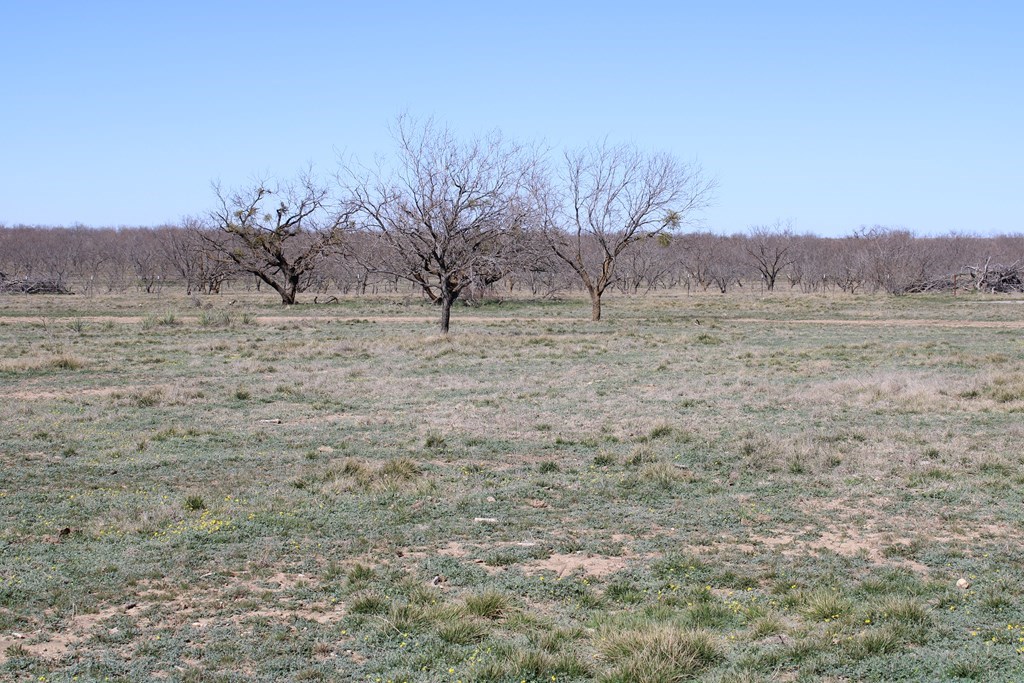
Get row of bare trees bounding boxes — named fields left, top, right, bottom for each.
left=2, top=119, right=1022, bottom=331
left=4, top=222, right=1021, bottom=302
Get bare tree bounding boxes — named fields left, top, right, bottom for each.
left=745, top=221, right=795, bottom=291
left=205, top=171, right=349, bottom=304
left=345, top=117, right=536, bottom=333
left=855, top=226, right=933, bottom=294
left=538, top=142, right=714, bottom=320
left=163, top=219, right=237, bottom=294
left=707, top=234, right=747, bottom=293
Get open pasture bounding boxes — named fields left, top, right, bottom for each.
left=1, top=290, right=1023, bottom=682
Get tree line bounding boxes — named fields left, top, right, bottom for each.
left=2, top=118, right=1022, bottom=331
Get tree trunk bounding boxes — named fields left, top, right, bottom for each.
left=439, top=296, right=453, bottom=334
left=589, top=288, right=602, bottom=321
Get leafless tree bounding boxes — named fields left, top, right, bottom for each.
left=345, top=117, right=537, bottom=333
left=745, top=221, right=795, bottom=291
left=537, top=142, right=715, bottom=320
left=707, top=234, right=748, bottom=293
left=616, top=233, right=676, bottom=294
left=163, top=219, right=237, bottom=294
left=855, top=226, right=935, bottom=294
left=205, top=171, right=350, bottom=304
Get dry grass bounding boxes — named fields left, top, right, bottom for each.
left=3, top=289, right=1024, bottom=681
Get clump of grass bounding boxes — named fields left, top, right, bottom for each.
left=50, top=354, right=85, bottom=370
left=350, top=591, right=388, bottom=615
left=424, top=432, right=447, bottom=449
left=749, top=614, right=785, bottom=639
left=199, top=310, right=232, bottom=327
left=844, top=624, right=901, bottom=659
left=800, top=588, right=852, bottom=621
left=132, top=389, right=163, bottom=407
left=4, top=642, right=31, bottom=660
left=464, top=590, right=512, bottom=619
left=947, top=658, right=985, bottom=680
left=640, top=461, right=693, bottom=489
left=184, top=495, right=206, bottom=511
left=648, top=423, right=673, bottom=440
left=600, top=626, right=722, bottom=682
left=694, top=332, right=723, bottom=345
left=380, top=457, right=420, bottom=480
left=626, top=444, right=659, bottom=467
left=143, top=311, right=180, bottom=328
left=593, top=451, right=617, bottom=466
left=538, top=460, right=560, bottom=474
left=330, top=457, right=430, bottom=495
left=438, top=618, right=489, bottom=644
left=385, top=602, right=432, bottom=633
left=684, top=601, right=738, bottom=629
left=347, top=563, right=375, bottom=585
left=962, top=373, right=1024, bottom=404
left=605, top=578, right=644, bottom=605
left=234, top=387, right=251, bottom=400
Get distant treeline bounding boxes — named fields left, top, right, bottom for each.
left=1, top=223, right=1022, bottom=298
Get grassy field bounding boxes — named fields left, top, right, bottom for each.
left=2, top=289, right=1023, bottom=682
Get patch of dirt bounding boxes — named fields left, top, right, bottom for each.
left=742, top=496, right=1017, bottom=575
left=748, top=528, right=929, bottom=575
left=437, top=541, right=470, bottom=557
left=0, top=631, right=79, bottom=662
left=0, top=569, right=340, bottom=665
left=522, top=552, right=627, bottom=578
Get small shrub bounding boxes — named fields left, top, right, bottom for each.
left=234, top=387, right=251, bottom=400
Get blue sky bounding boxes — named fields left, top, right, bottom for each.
left=2, top=1, right=1021, bottom=235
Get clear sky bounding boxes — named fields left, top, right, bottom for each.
left=2, top=1, right=1021, bottom=236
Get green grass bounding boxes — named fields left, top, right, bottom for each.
left=2, top=288, right=1024, bottom=681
